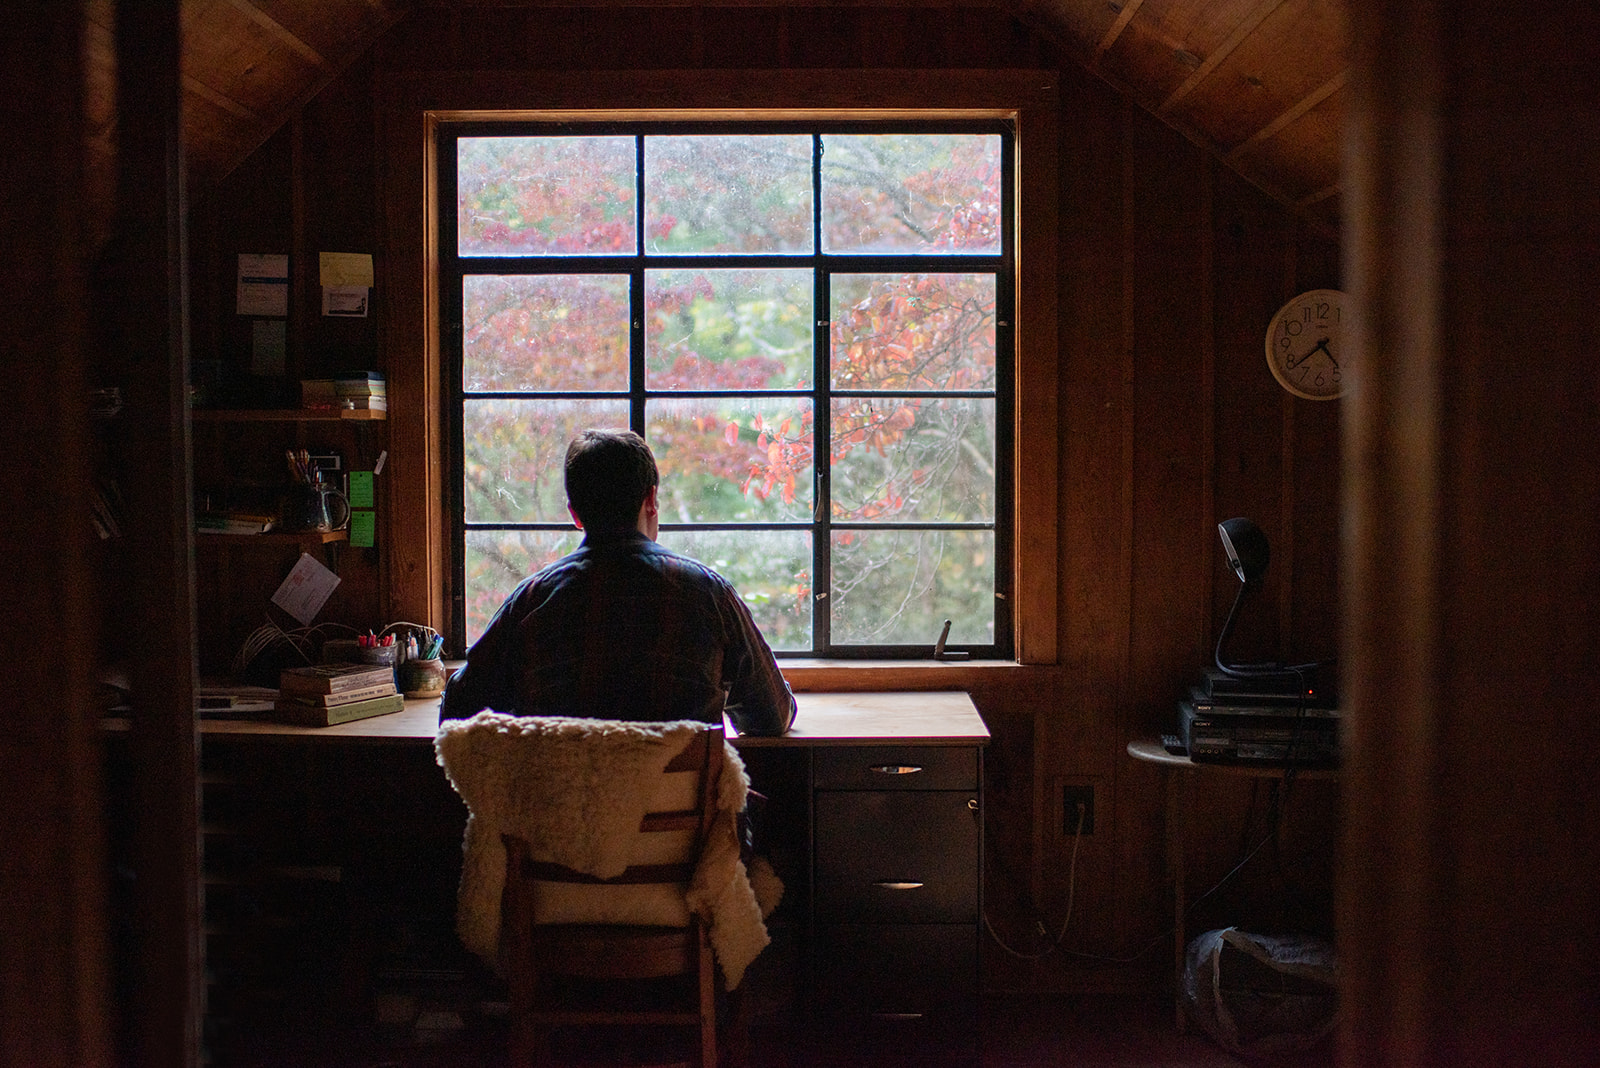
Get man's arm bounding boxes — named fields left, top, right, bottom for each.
left=717, top=583, right=796, bottom=737
left=437, top=587, right=521, bottom=723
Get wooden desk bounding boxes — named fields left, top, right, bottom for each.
left=1126, top=739, right=1336, bottom=1032
left=187, top=691, right=989, bottom=1065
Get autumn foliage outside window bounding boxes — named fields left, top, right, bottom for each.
left=443, top=125, right=1011, bottom=656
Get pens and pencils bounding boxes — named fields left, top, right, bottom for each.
left=286, top=448, right=323, bottom=486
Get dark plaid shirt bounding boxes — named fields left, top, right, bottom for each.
left=439, top=530, right=796, bottom=737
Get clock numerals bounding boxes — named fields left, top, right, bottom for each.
left=1266, top=289, right=1347, bottom=400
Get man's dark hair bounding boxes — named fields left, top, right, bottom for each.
left=565, top=429, right=659, bottom=533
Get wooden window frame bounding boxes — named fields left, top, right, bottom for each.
left=381, top=69, right=1058, bottom=672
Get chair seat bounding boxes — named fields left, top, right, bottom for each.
left=532, top=924, right=698, bottom=979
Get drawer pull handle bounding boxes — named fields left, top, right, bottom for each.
left=868, top=764, right=924, bottom=775
left=873, top=881, right=925, bottom=890
left=871, top=1012, right=925, bottom=1021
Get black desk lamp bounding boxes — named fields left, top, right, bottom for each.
left=1214, top=517, right=1273, bottom=677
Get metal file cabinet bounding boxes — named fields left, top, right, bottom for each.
left=809, top=743, right=983, bottom=1066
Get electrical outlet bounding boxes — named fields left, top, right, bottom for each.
left=1062, top=784, right=1095, bottom=836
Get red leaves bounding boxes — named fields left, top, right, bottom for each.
left=724, top=422, right=739, bottom=447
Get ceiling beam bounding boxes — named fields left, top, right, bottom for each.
left=222, top=0, right=328, bottom=67
left=181, top=73, right=264, bottom=124
left=1158, top=0, right=1288, bottom=116
left=1226, top=68, right=1345, bottom=162
left=1094, top=0, right=1143, bottom=64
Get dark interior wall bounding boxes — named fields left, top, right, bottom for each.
left=187, top=5, right=1341, bottom=993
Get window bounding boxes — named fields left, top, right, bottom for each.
left=439, top=122, right=1013, bottom=658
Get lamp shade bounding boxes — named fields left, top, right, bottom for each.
left=1218, top=517, right=1270, bottom=586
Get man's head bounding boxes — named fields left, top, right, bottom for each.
left=564, top=429, right=659, bottom=536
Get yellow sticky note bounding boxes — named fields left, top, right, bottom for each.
left=319, top=252, right=374, bottom=288
left=349, top=509, right=376, bottom=548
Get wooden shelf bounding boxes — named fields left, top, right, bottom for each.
left=191, top=408, right=385, bottom=423
left=197, top=530, right=348, bottom=547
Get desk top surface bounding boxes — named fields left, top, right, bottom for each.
left=193, top=690, right=988, bottom=747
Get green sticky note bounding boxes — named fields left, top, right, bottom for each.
left=349, top=470, right=375, bottom=508
left=349, top=509, right=376, bottom=548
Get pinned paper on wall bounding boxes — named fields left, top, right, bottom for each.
left=322, top=287, right=368, bottom=317
left=349, top=510, right=376, bottom=549
left=319, top=252, right=373, bottom=317
left=348, top=470, right=375, bottom=509
left=270, top=552, right=340, bottom=626
left=319, top=252, right=373, bottom=287
left=237, top=253, right=289, bottom=317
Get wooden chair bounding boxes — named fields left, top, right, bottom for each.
left=498, top=722, right=735, bottom=1068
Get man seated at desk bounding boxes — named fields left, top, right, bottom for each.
left=439, top=428, right=796, bottom=738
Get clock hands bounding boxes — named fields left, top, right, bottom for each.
left=1287, top=337, right=1334, bottom=369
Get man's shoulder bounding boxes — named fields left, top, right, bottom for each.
left=643, top=540, right=737, bottom=589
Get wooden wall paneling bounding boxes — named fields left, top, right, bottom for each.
left=784, top=8, right=862, bottom=69
left=1286, top=226, right=1341, bottom=666
left=701, top=7, right=791, bottom=68
left=1124, top=110, right=1210, bottom=723
left=1044, top=78, right=1136, bottom=977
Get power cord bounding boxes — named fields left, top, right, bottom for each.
left=981, top=775, right=1304, bottom=966
left=983, top=801, right=1085, bottom=961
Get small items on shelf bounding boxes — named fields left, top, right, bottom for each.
left=196, top=510, right=276, bottom=535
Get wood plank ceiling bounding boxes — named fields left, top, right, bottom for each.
left=90, top=0, right=1347, bottom=234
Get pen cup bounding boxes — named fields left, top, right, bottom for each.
left=400, top=657, right=448, bottom=699
left=360, top=643, right=399, bottom=688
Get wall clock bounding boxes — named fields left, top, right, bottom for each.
left=1265, top=288, right=1347, bottom=400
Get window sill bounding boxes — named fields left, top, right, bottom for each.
left=779, top=659, right=1032, bottom=692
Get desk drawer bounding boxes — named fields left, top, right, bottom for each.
left=814, top=746, right=977, bottom=790
left=813, top=923, right=977, bottom=1015
left=815, top=791, right=978, bottom=923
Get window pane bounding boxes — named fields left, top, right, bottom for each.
left=657, top=529, right=812, bottom=652
left=464, top=529, right=583, bottom=646
left=822, top=133, right=1001, bottom=254
left=831, top=529, right=994, bottom=645
left=645, top=135, right=813, bottom=254
left=463, top=274, right=630, bottom=391
left=458, top=135, right=636, bottom=256
left=645, top=269, right=812, bottom=390
left=831, top=274, right=996, bottom=391
left=649, top=398, right=813, bottom=523
left=831, top=397, right=995, bottom=523
left=463, top=399, right=629, bottom=523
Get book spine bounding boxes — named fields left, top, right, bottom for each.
left=277, top=682, right=397, bottom=707
left=278, top=694, right=404, bottom=726
left=280, top=671, right=394, bottom=696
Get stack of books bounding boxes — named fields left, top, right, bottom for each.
left=300, top=378, right=339, bottom=410
left=276, top=662, right=403, bottom=726
left=334, top=372, right=386, bottom=412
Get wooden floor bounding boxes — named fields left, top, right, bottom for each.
left=218, top=991, right=1336, bottom=1067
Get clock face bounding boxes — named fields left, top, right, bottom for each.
left=1266, top=288, right=1347, bottom=400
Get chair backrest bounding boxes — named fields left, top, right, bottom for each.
left=499, top=721, right=725, bottom=969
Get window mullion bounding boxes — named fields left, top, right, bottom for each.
left=811, top=134, right=830, bottom=656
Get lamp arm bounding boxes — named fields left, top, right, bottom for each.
left=1213, top=580, right=1252, bottom=677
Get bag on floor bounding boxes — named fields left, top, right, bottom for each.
left=1182, top=927, right=1337, bottom=1057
